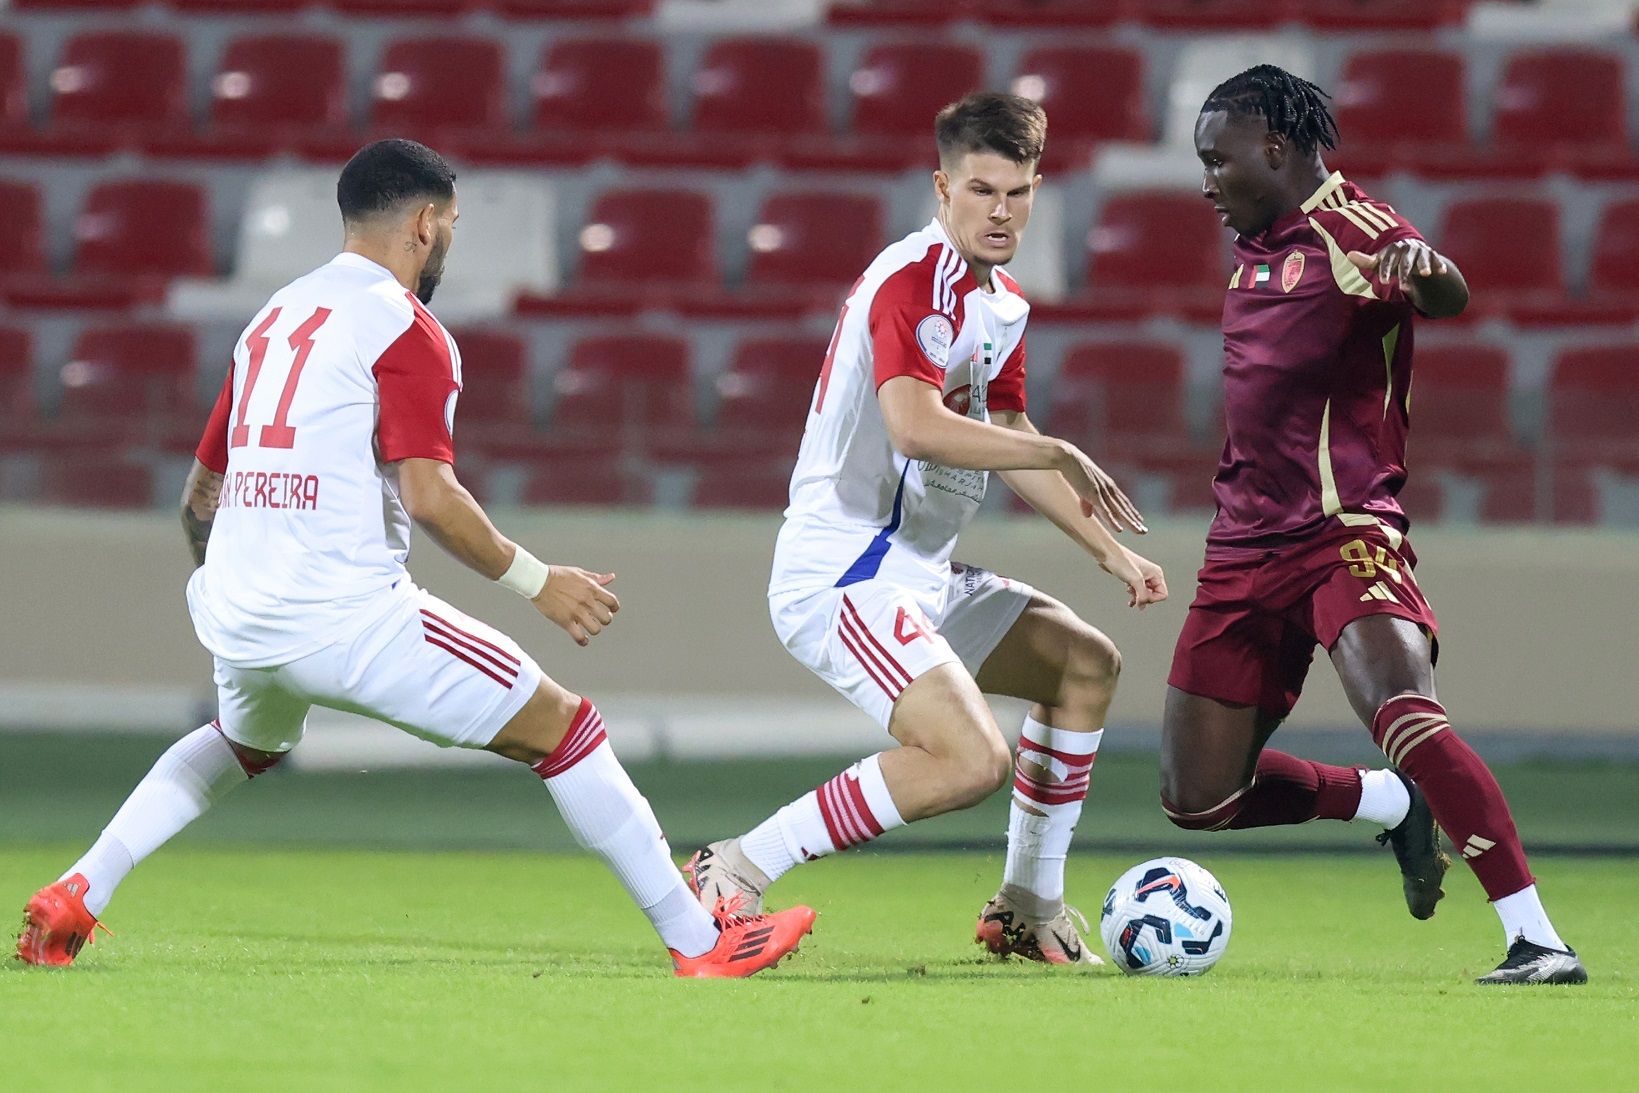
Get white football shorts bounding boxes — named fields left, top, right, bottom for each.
left=210, top=586, right=543, bottom=754
left=770, top=562, right=1034, bottom=730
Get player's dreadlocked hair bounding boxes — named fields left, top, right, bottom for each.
left=1201, top=65, right=1340, bottom=155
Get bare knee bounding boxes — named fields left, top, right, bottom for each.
left=1056, top=628, right=1122, bottom=712
left=486, top=681, right=585, bottom=765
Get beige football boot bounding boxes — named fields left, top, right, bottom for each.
left=683, top=838, right=771, bottom=915
left=975, top=886, right=1103, bottom=967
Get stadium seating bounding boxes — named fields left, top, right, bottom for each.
left=36, top=454, right=156, bottom=510
left=1, top=178, right=47, bottom=286
left=56, top=323, right=200, bottom=447
left=530, top=37, right=666, bottom=143
left=1334, top=50, right=1470, bottom=175
left=1588, top=200, right=1639, bottom=310
left=1547, top=346, right=1639, bottom=523
left=1436, top=197, right=1563, bottom=320
left=520, top=188, right=715, bottom=314
left=0, top=326, right=37, bottom=442
left=40, top=31, right=189, bottom=154
left=183, top=35, right=350, bottom=157
left=1010, top=47, right=1150, bottom=168
left=519, top=455, right=654, bottom=506
left=550, top=334, right=693, bottom=443
left=1044, top=341, right=1193, bottom=456
left=1492, top=49, right=1628, bottom=175
left=0, top=33, right=25, bottom=136
left=737, top=190, right=884, bottom=314
left=710, top=335, right=826, bottom=451
left=692, top=37, right=826, bottom=138
left=369, top=37, right=508, bottom=144
left=1076, top=192, right=1227, bottom=320
left=445, top=327, right=531, bottom=430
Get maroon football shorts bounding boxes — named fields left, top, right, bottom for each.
left=1167, top=523, right=1439, bottom=719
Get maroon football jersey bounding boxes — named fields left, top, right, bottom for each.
left=1209, top=173, right=1424, bottom=548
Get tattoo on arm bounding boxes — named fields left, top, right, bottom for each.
left=181, top=468, right=225, bottom=567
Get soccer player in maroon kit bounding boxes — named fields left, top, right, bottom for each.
left=1162, top=66, right=1585, bottom=985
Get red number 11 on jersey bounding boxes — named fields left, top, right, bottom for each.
left=229, top=306, right=333, bottom=450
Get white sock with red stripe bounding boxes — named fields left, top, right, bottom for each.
left=533, top=699, right=720, bottom=959
left=64, top=724, right=254, bottom=916
left=1002, top=717, right=1100, bottom=920
left=740, top=752, right=904, bottom=883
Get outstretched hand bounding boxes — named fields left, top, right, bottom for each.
left=1060, top=447, right=1148, bottom=534
left=1347, top=240, right=1448, bottom=287
left=531, top=566, right=620, bottom=646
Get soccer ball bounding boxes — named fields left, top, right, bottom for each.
left=1099, top=856, right=1232, bottom=976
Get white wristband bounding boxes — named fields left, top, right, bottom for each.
left=498, top=547, right=551, bottom=599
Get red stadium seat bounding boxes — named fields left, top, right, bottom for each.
left=74, top=180, right=214, bottom=284
left=519, top=455, right=654, bottom=506
left=713, top=335, right=829, bottom=450
left=743, top=190, right=884, bottom=296
left=849, top=43, right=984, bottom=140
left=1436, top=197, right=1562, bottom=319
left=1492, top=50, right=1627, bottom=173
left=58, top=323, right=199, bottom=444
left=1548, top=346, right=1639, bottom=453
left=981, top=0, right=1132, bottom=28
left=1408, top=345, right=1515, bottom=453
left=531, top=38, right=666, bottom=137
left=11, top=0, right=143, bottom=9
left=37, top=454, right=155, bottom=510
left=1011, top=47, right=1148, bottom=167
left=209, top=35, right=348, bottom=147
left=1044, top=342, right=1192, bottom=455
left=0, top=34, right=26, bottom=136
left=0, top=326, right=38, bottom=440
left=1334, top=50, right=1470, bottom=173
left=1141, top=0, right=1298, bottom=30
left=47, top=32, right=189, bottom=148
left=551, top=334, right=693, bottom=439
left=693, top=38, right=826, bottom=137
left=1304, top=0, right=1468, bottom=30
left=446, top=328, right=531, bottom=429
left=1079, top=192, right=1228, bottom=320
left=826, top=0, right=973, bottom=26
left=370, top=37, right=508, bottom=139
left=572, top=188, right=717, bottom=300
left=1589, top=200, right=1639, bottom=310
left=168, top=0, right=316, bottom=10
left=331, top=0, right=479, bottom=14
left=498, top=0, right=656, bottom=16
left=690, top=457, right=794, bottom=511
left=0, top=179, right=47, bottom=283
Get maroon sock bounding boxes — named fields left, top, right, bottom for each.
left=1372, top=693, right=1533, bottom=900
left=1223, top=750, right=1362, bottom=829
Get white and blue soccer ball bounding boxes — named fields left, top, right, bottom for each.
left=1099, top=856, right=1232, bottom=977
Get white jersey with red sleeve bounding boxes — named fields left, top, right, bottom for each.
left=185, top=252, right=462, bottom=667
left=769, top=219, right=1029, bottom=600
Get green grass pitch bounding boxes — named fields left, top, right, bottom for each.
left=3, top=847, right=1633, bottom=1091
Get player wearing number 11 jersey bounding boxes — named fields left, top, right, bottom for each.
left=1162, top=67, right=1583, bottom=985
left=18, top=139, right=814, bottom=977
left=687, top=94, right=1167, bottom=966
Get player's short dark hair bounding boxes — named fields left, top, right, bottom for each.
left=1201, top=65, right=1340, bottom=155
left=935, top=92, right=1047, bottom=167
left=336, top=139, right=456, bottom=224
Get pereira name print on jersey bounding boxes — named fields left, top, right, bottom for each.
left=187, top=252, right=463, bottom=668
left=771, top=220, right=1027, bottom=600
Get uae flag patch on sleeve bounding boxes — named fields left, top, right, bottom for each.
left=1252, top=263, right=1271, bottom=286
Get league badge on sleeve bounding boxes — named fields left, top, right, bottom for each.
left=915, top=314, right=955, bottom=370
left=1281, top=251, right=1305, bottom=293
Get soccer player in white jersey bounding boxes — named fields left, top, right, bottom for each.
left=685, top=94, right=1168, bottom=966
left=16, top=139, right=814, bottom=977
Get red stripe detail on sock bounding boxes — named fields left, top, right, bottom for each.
left=533, top=699, right=608, bottom=779
left=1017, top=738, right=1098, bottom=767
left=816, top=780, right=850, bottom=849
left=841, top=770, right=884, bottom=839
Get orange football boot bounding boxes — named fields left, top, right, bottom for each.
left=16, top=873, right=110, bottom=967
left=670, top=895, right=816, bottom=979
